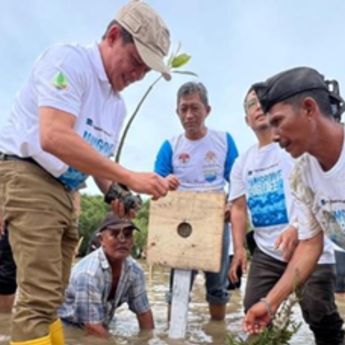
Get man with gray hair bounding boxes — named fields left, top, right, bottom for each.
left=154, top=81, right=239, bottom=320
left=0, top=1, right=171, bottom=344
left=244, top=67, right=345, bottom=341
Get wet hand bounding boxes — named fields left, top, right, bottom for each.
left=111, top=199, right=136, bottom=219
left=165, top=174, right=179, bottom=191
left=229, top=249, right=247, bottom=283
left=127, top=172, right=169, bottom=200
left=243, top=302, right=271, bottom=334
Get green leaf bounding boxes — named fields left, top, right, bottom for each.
left=172, top=70, right=198, bottom=77
left=171, top=53, right=191, bottom=68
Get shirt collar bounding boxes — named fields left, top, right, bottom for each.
left=88, top=42, right=110, bottom=84
left=98, top=247, right=110, bottom=270
left=88, top=42, right=123, bottom=98
left=97, top=247, right=134, bottom=272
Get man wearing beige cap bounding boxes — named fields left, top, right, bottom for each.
left=0, top=1, right=171, bottom=345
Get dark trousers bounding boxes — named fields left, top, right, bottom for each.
left=335, top=250, right=345, bottom=293
left=245, top=247, right=344, bottom=345
left=0, top=226, right=17, bottom=294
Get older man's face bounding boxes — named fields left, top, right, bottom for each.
left=268, top=101, right=312, bottom=158
left=177, top=92, right=210, bottom=139
left=100, top=227, right=134, bottom=262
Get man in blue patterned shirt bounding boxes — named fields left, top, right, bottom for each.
left=58, top=213, right=153, bottom=338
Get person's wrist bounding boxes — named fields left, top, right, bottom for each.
left=234, top=245, right=246, bottom=255
left=259, top=297, right=275, bottom=320
left=117, top=167, right=133, bottom=187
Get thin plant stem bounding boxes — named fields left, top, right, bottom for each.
left=115, top=75, right=162, bottom=163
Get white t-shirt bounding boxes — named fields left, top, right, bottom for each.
left=291, top=127, right=345, bottom=250
left=0, top=43, right=126, bottom=190
left=229, top=142, right=334, bottom=263
left=154, top=129, right=238, bottom=192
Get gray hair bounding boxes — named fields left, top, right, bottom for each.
left=177, top=82, right=209, bottom=107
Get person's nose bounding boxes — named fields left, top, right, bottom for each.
left=185, top=108, right=194, bottom=120
left=117, top=229, right=126, bottom=242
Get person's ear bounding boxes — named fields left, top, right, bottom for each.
left=97, top=232, right=105, bottom=244
left=205, top=105, right=211, bottom=117
left=303, top=97, right=318, bottom=119
left=106, top=25, right=122, bottom=46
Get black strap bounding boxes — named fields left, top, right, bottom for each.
left=0, top=152, right=38, bottom=165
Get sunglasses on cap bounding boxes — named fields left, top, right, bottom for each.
left=106, top=226, right=134, bottom=241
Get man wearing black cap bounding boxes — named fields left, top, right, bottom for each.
left=231, top=86, right=343, bottom=345
left=58, top=213, right=154, bottom=338
left=244, top=67, right=345, bottom=343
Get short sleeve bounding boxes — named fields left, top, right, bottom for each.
left=34, top=45, right=87, bottom=117
left=154, top=140, right=173, bottom=177
left=224, top=132, right=239, bottom=182
left=228, top=156, right=246, bottom=201
left=290, top=161, right=322, bottom=240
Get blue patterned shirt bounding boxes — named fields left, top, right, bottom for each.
left=58, top=247, right=150, bottom=327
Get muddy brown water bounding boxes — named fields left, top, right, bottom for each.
left=1, top=260, right=345, bottom=345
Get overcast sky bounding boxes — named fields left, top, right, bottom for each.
left=1, top=0, right=344, bottom=194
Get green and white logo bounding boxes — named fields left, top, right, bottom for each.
left=52, top=71, right=68, bottom=90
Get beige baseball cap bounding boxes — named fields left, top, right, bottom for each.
left=116, top=0, right=171, bottom=80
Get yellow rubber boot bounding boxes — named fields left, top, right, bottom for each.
left=49, top=319, right=65, bottom=345
left=10, top=334, right=51, bottom=345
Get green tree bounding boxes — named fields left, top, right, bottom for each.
left=78, top=194, right=150, bottom=258
left=132, top=199, right=150, bottom=258
left=78, top=194, right=109, bottom=256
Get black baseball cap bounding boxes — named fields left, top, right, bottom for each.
left=252, top=66, right=344, bottom=114
left=96, top=213, right=140, bottom=233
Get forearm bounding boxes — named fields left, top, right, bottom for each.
left=231, top=198, right=248, bottom=252
left=39, top=107, right=132, bottom=185
left=266, top=231, right=323, bottom=312
left=43, top=128, right=130, bottom=183
left=137, top=310, right=154, bottom=330
left=94, top=177, right=112, bottom=194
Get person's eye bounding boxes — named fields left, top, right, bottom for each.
left=271, top=118, right=280, bottom=127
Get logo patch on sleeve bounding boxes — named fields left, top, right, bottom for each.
left=52, top=72, right=68, bottom=90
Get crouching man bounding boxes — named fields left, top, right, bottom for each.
left=58, top=213, right=154, bottom=338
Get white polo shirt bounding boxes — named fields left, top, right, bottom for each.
left=0, top=43, right=126, bottom=190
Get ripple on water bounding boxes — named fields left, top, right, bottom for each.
left=1, top=261, right=344, bottom=344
